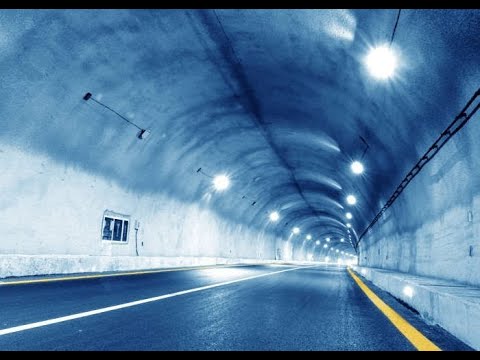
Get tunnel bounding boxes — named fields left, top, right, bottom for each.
left=0, top=9, right=479, bottom=351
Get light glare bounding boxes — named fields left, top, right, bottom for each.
left=292, top=227, right=300, bottom=234
left=213, top=174, right=230, bottom=191
left=351, top=160, right=364, bottom=174
left=269, top=211, right=280, bottom=222
left=306, top=234, right=312, bottom=240
left=346, top=195, right=357, bottom=205
left=365, top=45, right=397, bottom=79
left=346, top=212, right=353, bottom=220
left=403, top=285, right=414, bottom=298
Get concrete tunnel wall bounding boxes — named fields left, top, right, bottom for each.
left=0, top=142, right=280, bottom=277
left=1, top=9, right=480, bottom=281
left=359, top=108, right=480, bottom=287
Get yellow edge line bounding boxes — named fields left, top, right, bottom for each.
left=347, top=268, right=441, bottom=351
left=0, top=263, right=257, bottom=286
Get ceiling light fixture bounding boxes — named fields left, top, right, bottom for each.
left=213, top=174, right=230, bottom=191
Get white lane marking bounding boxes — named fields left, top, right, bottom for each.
left=0, top=265, right=313, bottom=336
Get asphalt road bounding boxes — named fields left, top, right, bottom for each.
left=0, top=264, right=472, bottom=350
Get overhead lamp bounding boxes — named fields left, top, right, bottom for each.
left=350, top=160, right=364, bottom=174
left=346, top=195, right=357, bottom=205
left=365, top=45, right=397, bottom=80
left=346, top=212, right=353, bottom=220
left=269, top=211, right=280, bottom=222
left=306, top=234, right=312, bottom=240
left=316, top=240, right=321, bottom=245
left=213, top=174, right=230, bottom=191
left=292, top=227, right=300, bottom=234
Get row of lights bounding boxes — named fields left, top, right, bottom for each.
left=210, top=159, right=365, bottom=259
left=207, top=31, right=400, bottom=261
left=283, top=38, right=399, bottom=251
left=282, top=159, right=364, bottom=257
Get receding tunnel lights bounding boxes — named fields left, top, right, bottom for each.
left=326, top=237, right=331, bottom=242
left=340, top=238, right=345, bottom=242
left=292, top=227, right=300, bottom=234
left=351, top=160, right=364, bottom=174
left=346, top=195, right=357, bottom=205
left=213, top=174, right=230, bottom=191
left=346, top=223, right=351, bottom=228
left=323, top=244, right=328, bottom=249
left=316, top=240, right=321, bottom=245
left=365, top=45, right=397, bottom=80
left=269, top=211, right=280, bottom=222
left=306, top=234, right=312, bottom=240
left=346, top=212, right=353, bottom=220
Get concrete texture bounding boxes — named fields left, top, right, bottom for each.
left=0, top=9, right=479, bottom=284
left=354, top=266, right=480, bottom=350
left=0, top=143, right=281, bottom=277
left=0, top=254, right=276, bottom=279
left=358, top=113, right=480, bottom=286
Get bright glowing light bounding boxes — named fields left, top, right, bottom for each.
left=341, top=251, right=344, bottom=254
left=213, top=174, right=230, bottom=191
left=316, top=240, right=321, bottom=245
left=306, top=234, right=312, bottom=240
left=292, top=227, right=300, bottom=234
left=269, top=211, right=280, bottom=222
left=351, top=160, right=364, bottom=174
left=336, top=249, right=339, bottom=253
left=325, top=256, right=330, bottom=262
left=323, top=244, right=328, bottom=249
left=361, top=268, right=367, bottom=275
left=346, top=212, right=353, bottom=220
left=365, top=45, right=397, bottom=79
left=326, top=237, right=331, bottom=242
left=403, top=285, right=414, bottom=298
left=346, top=223, right=351, bottom=228
left=340, top=238, right=345, bottom=242
left=346, top=195, right=357, bottom=205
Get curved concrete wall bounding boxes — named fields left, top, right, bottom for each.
left=359, top=103, right=480, bottom=286
left=0, top=143, right=279, bottom=277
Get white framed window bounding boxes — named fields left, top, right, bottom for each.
left=102, top=210, right=130, bottom=243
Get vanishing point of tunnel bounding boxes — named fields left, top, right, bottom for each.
left=0, top=9, right=479, bottom=351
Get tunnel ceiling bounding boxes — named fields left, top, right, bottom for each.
left=1, top=9, right=479, bottom=251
